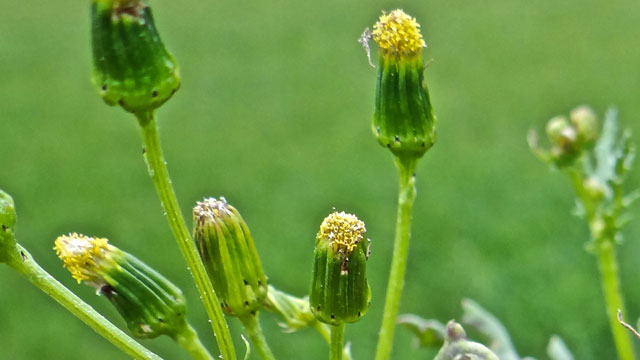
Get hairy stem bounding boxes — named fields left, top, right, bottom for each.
left=6, top=245, right=161, bottom=360
left=239, top=313, right=275, bottom=360
left=173, top=324, right=213, bottom=360
left=330, top=324, right=345, bottom=360
left=137, top=111, right=236, bottom=360
left=375, top=157, right=418, bottom=360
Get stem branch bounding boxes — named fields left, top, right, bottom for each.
left=137, top=111, right=236, bottom=360
left=375, top=157, right=418, bottom=360
left=330, top=324, right=345, bottom=360
left=239, top=313, right=275, bottom=360
left=173, top=324, right=214, bottom=360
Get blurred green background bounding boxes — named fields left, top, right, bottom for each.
left=2, top=0, right=640, bottom=359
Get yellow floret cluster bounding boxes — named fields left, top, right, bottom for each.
left=372, top=9, right=426, bottom=57
left=319, top=211, right=366, bottom=255
left=54, top=233, right=113, bottom=284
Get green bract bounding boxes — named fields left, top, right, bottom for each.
left=310, top=211, right=370, bottom=326
left=0, top=190, right=17, bottom=263
left=192, top=198, right=268, bottom=317
left=91, top=0, right=180, bottom=113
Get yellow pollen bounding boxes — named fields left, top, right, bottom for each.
left=372, top=9, right=426, bottom=57
left=319, top=211, right=366, bottom=255
left=54, top=233, right=111, bottom=283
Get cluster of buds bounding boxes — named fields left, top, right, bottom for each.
left=310, top=211, right=370, bottom=325
left=90, top=0, right=180, bottom=114
left=192, top=198, right=268, bottom=318
left=365, top=9, right=437, bottom=161
left=54, top=233, right=188, bottom=339
left=529, top=105, right=599, bottom=168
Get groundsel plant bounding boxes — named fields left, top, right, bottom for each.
left=1, top=1, right=638, bottom=360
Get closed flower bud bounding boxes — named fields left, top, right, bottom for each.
left=54, top=233, right=188, bottom=339
left=545, top=116, right=581, bottom=167
left=193, top=198, right=268, bottom=317
left=91, top=0, right=180, bottom=113
left=0, top=190, right=17, bottom=263
left=570, top=105, right=599, bottom=147
left=370, top=9, right=437, bottom=160
left=310, top=211, right=370, bottom=325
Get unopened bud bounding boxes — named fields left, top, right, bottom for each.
left=545, top=116, right=580, bottom=167
left=0, top=190, right=17, bottom=263
left=570, top=105, right=599, bottom=147
left=193, top=198, right=268, bottom=317
left=310, top=211, right=370, bottom=325
left=91, top=0, right=180, bottom=113
left=54, top=233, right=187, bottom=339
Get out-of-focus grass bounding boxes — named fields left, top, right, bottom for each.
left=1, top=1, right=640, bottom=359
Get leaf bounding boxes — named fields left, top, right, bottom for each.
left=547, top=335, right=575, bottom=360
left=461, top=298, right=521, bottom=360
left=434, top=320, right=499, bottom=360
left=397, top=314, right=446, bottom=348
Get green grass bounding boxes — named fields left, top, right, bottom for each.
left=1, top=0, right=640, bottom=359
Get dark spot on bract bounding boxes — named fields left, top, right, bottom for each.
left=118, top=99, right=126, bottom=107
left=101, top=84, right=107, bottom=91
left=244, top=301, right=249, bottom=306
left=394, top=135, right=400, bottom=142
left=331, top=314, right=335, bottom=319
left=358, top=312, right=361, bottom=317
left=20, top=251, right=27, bottom=261
left=258, top=280, right=263, bottom=286
left=142, top=147, right=146, bottom=154
left=1, top=224, right=7, bottom=231
left=152, top=90, right=158, bottom=97
left=250, top=311, right=256, bottom=316
left=386, top=143, right=391, bottom=148
left=243, top=279, right=249, bottom=285
left=421, top=142, right=426, bottom=147
left=316, top=305, right=321, bottom=311
left=158, top=318, right=164, bottom=323
left=171, top=88, right=177, bottom=95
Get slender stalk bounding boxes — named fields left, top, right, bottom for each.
left=174, top=324, right=214, bottom=360
left=239, top=314, right=275, bottom=360
left=330, top=324, right=345, bottom=360
left=6, top=245, right=161, bottom=360
left=568, top=168, right=636, bottom=360
left=596, top=241, right=635, bottom=360
left=375, top=157, right=418, bottom=360
left=136, top=111, right=236, bottom=360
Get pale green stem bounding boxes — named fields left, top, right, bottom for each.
left=314, top=321, right=331, bottom=344
left=239, top=313, right=275, bottom=360
left=173, top=324, right=214, bottom=360
left=5, top=244, right=161, bottom=360
left=568, top=169, right=636, bottom=360
left=136, top=111, right=236, bottom=360
left=375, top=157, right=418, bottom=360
left=330, top=324, right=345, bottom=360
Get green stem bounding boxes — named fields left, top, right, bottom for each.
left=596, top=241, right=636, bottom=360
left=136, top=111, right=236, bottom=360
left=5, top=245, right=161, bottom=360
left=239, top=313, right=275, bottom=360
left=375, top=157, right=418, bottom=360
left=330, top=324, right=345, bottom=360
left=174, top=324, right=214, bottom=360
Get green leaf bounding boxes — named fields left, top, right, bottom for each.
left=547, top=335, right=575, bottom=360
left=397, top=314, right=446, bottom=348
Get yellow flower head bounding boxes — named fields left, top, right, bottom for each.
left=372, top=9, right=426, bottom=57
left=318, top=211, right=366, bottom=255
left=54, top=233, right=115, bottom=284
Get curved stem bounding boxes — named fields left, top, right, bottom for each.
left=239, top=313, right=275, bottom=360
left=375, top=157, right=417, bottom=360
left=6, top=245, right=161, bottom=360
left=173, top=324, right=214, bottom=360
left=330, top=324, right=345, bottom=360
left=136, top=111, right=236, bottom=360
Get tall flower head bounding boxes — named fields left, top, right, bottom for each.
left=367, top=9, right=437, bottom=160
left=54, top=233, right=188, bottom=339
left=310, top=211, right=370, bottom=325
left=91, top=0, right=180, bottom=114
left=193, top=197, right=268, bottom=317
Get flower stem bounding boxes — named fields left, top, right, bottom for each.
left=136, top=111, right=236, bottom=360
left=5, top=244, right=161, bottom=360
left=174, top=324, right=214, bottom=360
left=330, top=324, right=345, bottom=360
left=375, top=157, right=418, bottom=360
left=239, top=313, right=275, bottom=360
left=568, top=169, right=636, bottom=360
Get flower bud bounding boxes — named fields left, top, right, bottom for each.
left=91, top=0, right=180, bottom=113
left=54, top=233, right=188, bottom=339
left=570, top=105, right=599, bottom=147
left=0, top=190, right=17, bottom=263
left=310, top=211, right=370, bottom=325
left=545, top=116, right=581, bottom=167
left=193, top=198, right=268, bottom=317
left=370, top=10, right=437, bottom=160
left=434, top=321, right=498, bottom=360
